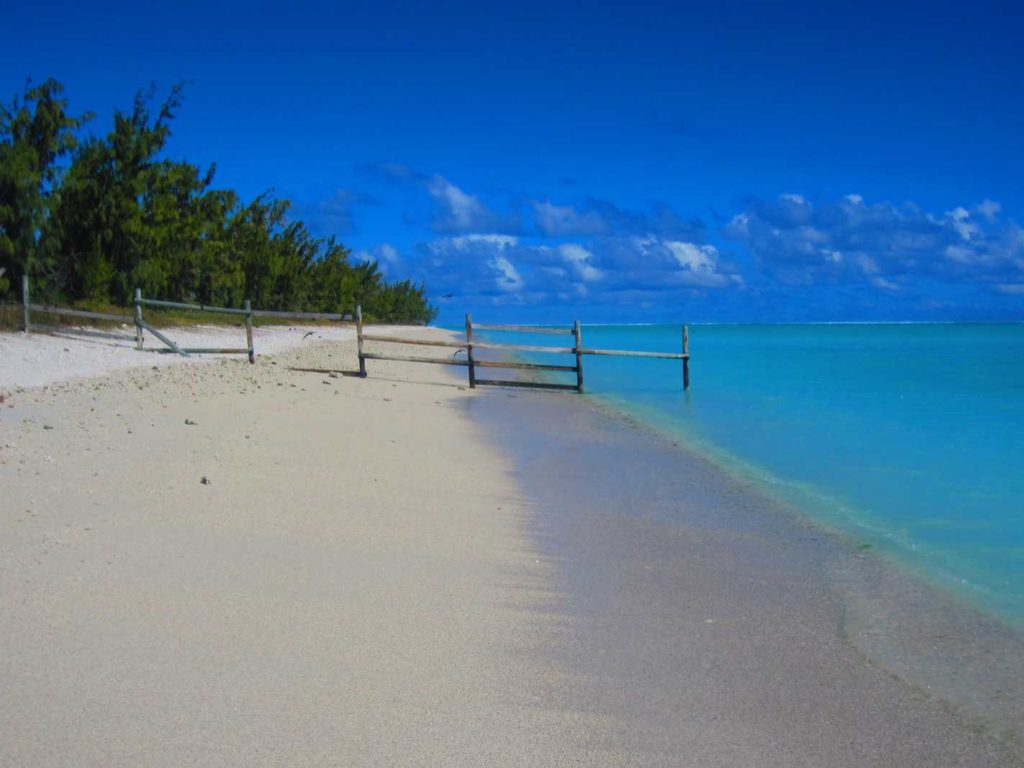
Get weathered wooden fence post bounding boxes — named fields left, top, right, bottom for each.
left=244, top=299, right=255, bottom=363
left=355, top=304, right=367, bottom=377
left=682, top=325, right=690, bottom=390
left=133, top=288, right=144, bottom=350
left=21, top=274, right=30, bottom=332
left=465, top=313, right=476, bottom=388
left=573, top=320, right=584, bottom=394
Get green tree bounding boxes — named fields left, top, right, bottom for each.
left=53, top=83, right=190, bottom=303
left=4, top=78, right=437, bottom=324
left=0, top=78, right=90, bottom=297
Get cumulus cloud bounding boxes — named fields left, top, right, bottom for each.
left=627, top=238, right=741, bottom=288
left=531, top=201, right=609, bottom=236
left=353, top=242, right=401, bottom=274
left=557, top=243, right=603, bottom=282
left=490, top=255, right=524, bottom=292
left=419, top=234, right=527, bottom=299
left=528, top=197, right=704, bottom=240
left=427, top=176, right=519, bottom=234
left=726, top=194, right=1024, bottom=291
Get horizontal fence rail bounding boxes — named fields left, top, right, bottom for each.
left=27, top=304, right=132, bottom=323
left=580, top=347, right=688, bottom=360
left=250, top=309, right=349, bottom=321
left=136, top=297, right=250, bottom=316
left=135, top=290, right=254, bottom=363
left=18, top=276, right=357, bottom=366
left=471, top=323, right=571, bottom=335
left=355, top=307, right=691, bottom=393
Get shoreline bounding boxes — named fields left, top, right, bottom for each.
left=468, top=385, right=1024, bottom=764
left=592, top=387, right=1024, bottom=629
left=2, top=333, right=1022, bottom=764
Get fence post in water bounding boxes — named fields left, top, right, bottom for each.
left=465, top=313, right=476, bottom=388
left=244, top=299, right=255, bottom=364
left=355, top=304, right=367, bottom=377
left=133, top=288, right=144, bottom=350
left=682, top=325, right=690, bottom=391
left=21, top=274, right=30, bottom=332
left=573, top=320, right=584, bottom=394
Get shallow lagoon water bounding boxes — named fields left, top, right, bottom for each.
left=481, top=322, right=1024, bottom=625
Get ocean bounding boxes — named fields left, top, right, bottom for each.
left=478, top=322, right=1024, bottom=627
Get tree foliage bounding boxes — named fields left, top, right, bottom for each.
left=0, top=79, right=435, bottom=323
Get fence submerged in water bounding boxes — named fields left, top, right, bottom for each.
left=357, top=310, right=691, bottom=393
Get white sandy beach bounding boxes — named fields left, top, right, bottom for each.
left=0, top=329, right=616, bottom=766
left=2, top=327, right=1022, bottom=766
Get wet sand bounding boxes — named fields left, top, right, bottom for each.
left=468, top=387, right=1024, bottom=766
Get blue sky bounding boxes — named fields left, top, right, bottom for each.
left=4, top=0, right=1024, bottom=323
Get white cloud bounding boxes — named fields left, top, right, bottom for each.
left=664, top=241, right=738, bottom=287
left=946, top=206, right=980, bottom=241
left=727, top=192, right=1024, bottom=290
left=871, top=277, right=900, bottom=291
left=532, top=201, right=608, bottom=236
left=780, top=193, right=808, bottom=205
left=558, top=243, right=603, bottom=282
left=977, top=199, right=1002, bottom=222
left=353, top=243, right=400, bottom=272
left=490, top=255, right=523, bottom=292
left=434, top=234, right=518, bottom=251
left=428, top=177, right=488, bottom=229
left=856, top=254, right=881, bottom=275
left=377, top=243, right=399, bottom=264
left=427, top=176, right=515, bottom=233
left=944, top=244, right=976, bottom=264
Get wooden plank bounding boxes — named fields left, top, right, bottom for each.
left=356, top=305, right=366, bottom=377
left=22, top=275, right=30, bottom=332
left=165, top=347, right=250, bottom=355
left=250, top=309, right=348, bottom=321
left=138, top=297, right=250, bottom=316
left=472, top=323, right=571, bottom=335
left=683, top=325, right=690, bottom=390
left=362, top=352, right=469, bottom=366
left=470, top=341, right=577, bottom=354
left=475, top=379, right=579, bottom=391
left=244, top=299, right=255, bottom=363
left=474, top=360, right=578, bottom=372
left=140, top=320, right=189, bottom=357
left=26, top=323, right=135, bottom=342
left=134, top=288, right=144, bottom=350
left=465, top=313, right=476, bottom=388
left=579, top=347, right=688, bottom=360
left=361, top=334, right=466, bottom=348
left=574, top=320, right=584, bottom=394
left=29, top=303, right=132, bottom=323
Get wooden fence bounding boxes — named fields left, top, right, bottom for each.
left=356, top=307, right=691, bottom=393
left=18, top=276, right=351, bottom=363
left=133, top=290, right=254, bottom=362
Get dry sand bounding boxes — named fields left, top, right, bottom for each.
left=0, top=323, right=374, bottom=389
left=0, top=332, right=608, bottom=766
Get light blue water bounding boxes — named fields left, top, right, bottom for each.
left=485, top=323, right=1024, bottom=625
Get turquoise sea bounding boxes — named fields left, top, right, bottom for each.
left=482, top=323, right=1024, bottom=626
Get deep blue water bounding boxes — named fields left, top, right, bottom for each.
left=481, top=323, right=1024, bottom=625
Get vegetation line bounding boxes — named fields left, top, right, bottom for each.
left=1, top=79, right=435, bottom=324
